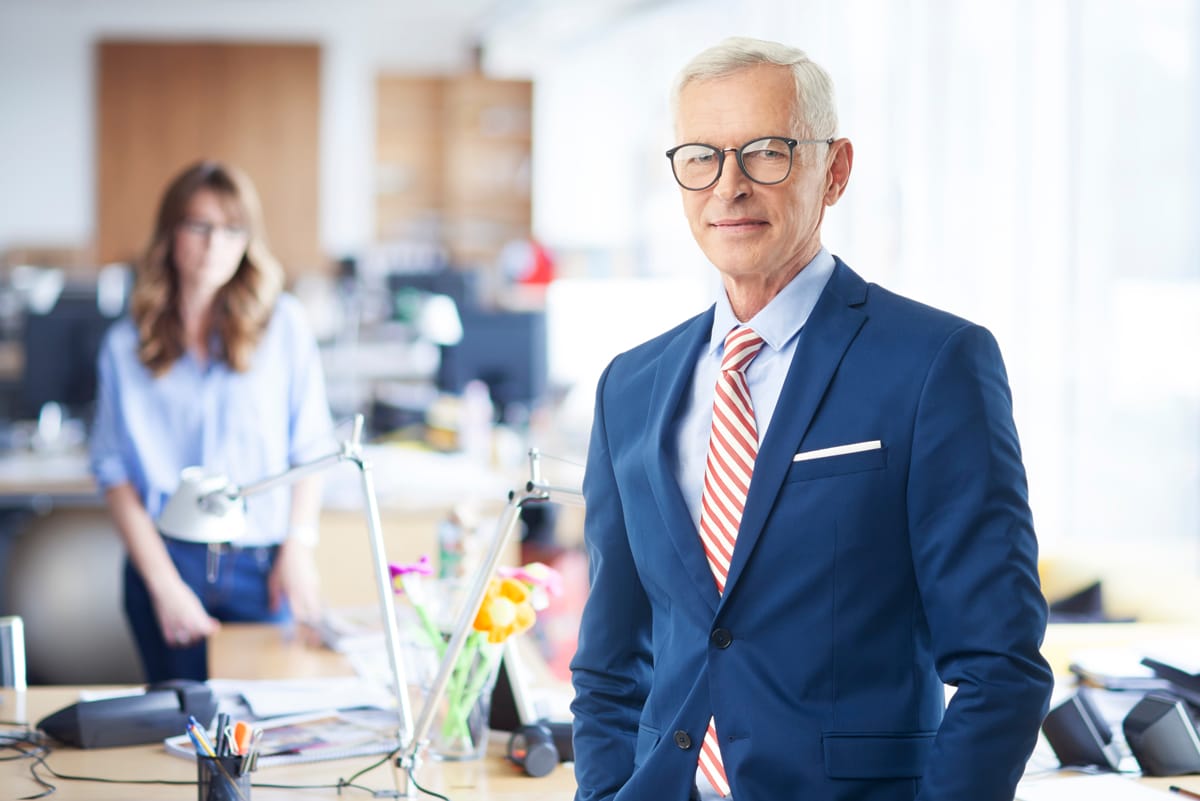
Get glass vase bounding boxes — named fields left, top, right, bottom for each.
left=428, top=635, right=502, bottom=761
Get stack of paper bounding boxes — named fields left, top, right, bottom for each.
left=1017, top=773, right=1171, bottom=800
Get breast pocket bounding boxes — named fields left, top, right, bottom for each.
left=785, top=445, right=888, bottom=483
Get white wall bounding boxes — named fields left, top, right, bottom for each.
left=0, top=0, right=490, bottom=258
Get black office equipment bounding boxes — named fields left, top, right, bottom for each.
left=1123, top=693, right=1200, bottom=776
left=488, top=652, right=573, bottom=777
left=1142, top=657, right=1200, bottom=710
left=506, top=719, right=574, bottom=777
left=20, top=287, right=119, bottom=420
left=1041, top=689, right=1123, bottom=771
left=37, top=679, right=217, bottom=748
left=437, top=309, right=547, bottom=422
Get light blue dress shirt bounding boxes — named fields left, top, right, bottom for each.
left=89, top=294, right=334, bottom=546
left=674, top=248, right=836, bottom=532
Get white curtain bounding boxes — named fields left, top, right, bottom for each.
left=497, top=0, right=1200, bottom=558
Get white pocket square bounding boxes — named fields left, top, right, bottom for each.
left=792, top=440, right=883, bottom=462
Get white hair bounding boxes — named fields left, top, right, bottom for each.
left=670, top=36, right=839, bottom=141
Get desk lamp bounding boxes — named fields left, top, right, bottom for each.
left=157, top=415, right=414, bottom=758
left=161, top=426, right=582, bottom=798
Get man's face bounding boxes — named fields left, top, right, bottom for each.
left=675, top=63, right=848, bottom=294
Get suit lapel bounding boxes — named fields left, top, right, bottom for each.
left=643, top=308, right=722, bottom=614
left=722, top=261, right=869, bottom=600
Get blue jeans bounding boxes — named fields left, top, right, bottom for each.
left=123, top=537, right=289, bottom=682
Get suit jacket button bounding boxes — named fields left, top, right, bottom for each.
left=711, top=628, right=733, bottom=649
left=673, top=730, right=692, bottom=750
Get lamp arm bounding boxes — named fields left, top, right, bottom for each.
left=402, top=482, right=549, bottom=764
left=352, top=448, right=416, bottom=757
left=225, top=450, right=349, bottom=501
left=526, top=479, right=585, bottom=505
left=207, top=416, right=367, bottom=504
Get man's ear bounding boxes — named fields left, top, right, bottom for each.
left=824, top=138, right=854, bottom=206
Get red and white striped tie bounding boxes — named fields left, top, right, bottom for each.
left=697, top=326, right=764, bottom=798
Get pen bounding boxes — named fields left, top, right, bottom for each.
left=186, top=726, right=215, bottom=757
left=215, top=713, right=230, bottom=755
left=187, top=716, right=217, bottom=757
left=1170, top=787, right=1200, bottom=800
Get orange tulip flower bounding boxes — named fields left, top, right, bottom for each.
left=472, top=577, right=536, bottom=643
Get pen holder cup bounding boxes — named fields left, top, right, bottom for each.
left=197, top=755, right=250, bottom=801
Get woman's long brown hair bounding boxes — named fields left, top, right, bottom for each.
left=131, top=160, right=284, bottom=375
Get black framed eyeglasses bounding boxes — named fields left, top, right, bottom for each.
left=665, top=135, right=834, bottom=191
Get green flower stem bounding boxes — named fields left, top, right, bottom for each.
left=400, top=577, right=446, bottom=659
left=460, top=641, right=502, bottom=718
left=443, top=631, right=482, bottom=741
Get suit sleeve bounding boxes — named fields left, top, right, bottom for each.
left=570, top=362, right=654, bottom=801
left=907, top=324, right=1054, bottom=801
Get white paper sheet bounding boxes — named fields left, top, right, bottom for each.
left=1017, top=773, right=1173, bottom=800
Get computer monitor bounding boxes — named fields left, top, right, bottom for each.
left=437, top=309, right=547, bottom=423
left=20, top=288, right=119, bottom=420
left=386, top=269, right=477, bottom=315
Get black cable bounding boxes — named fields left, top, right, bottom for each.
left=407, top=765, right=452, bottom=800
left=341, top=746, right=401, bottom=786
left=0, top=729, right=53, bottom=798
left=5, top=732, right=452, bottom=799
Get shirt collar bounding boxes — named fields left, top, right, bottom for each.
left=709, top=247, right=837, bottom=355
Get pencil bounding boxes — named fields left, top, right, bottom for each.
left=1170, top=786, right=1200, bottom=800
left=187, top=723, right=217, bottom=758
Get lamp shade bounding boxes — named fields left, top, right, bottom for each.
left=157, top=467, right=246, bottom=543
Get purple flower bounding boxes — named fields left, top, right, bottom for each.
left=389, top=555, right=434, bottom=594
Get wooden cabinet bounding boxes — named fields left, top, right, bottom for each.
left=96, top=41, right=321, bottom=276
left=375, top=75, right=532, bottom=270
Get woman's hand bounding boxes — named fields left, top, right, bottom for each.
left=151, top=577, right=220, bottom=648
left=103, top=483, right=220, bottom=649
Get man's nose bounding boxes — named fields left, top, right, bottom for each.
left=713, top=149, right=750, bottom=201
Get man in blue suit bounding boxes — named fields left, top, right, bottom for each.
left=570, top=36, right=1053, bottom=801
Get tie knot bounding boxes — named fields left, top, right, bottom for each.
left=720, top=327, right=764, bottom=374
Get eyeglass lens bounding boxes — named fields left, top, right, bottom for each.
left=670, top=137, right=794, bottom=190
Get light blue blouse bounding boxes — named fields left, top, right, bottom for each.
left=89, top=294, right=334, bottom=546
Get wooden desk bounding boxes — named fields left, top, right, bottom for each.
left=207, top=623, right=356, bottom=680
left=0, top=624, right=577, bottom=799
left=2, top=687, right=576, bottom=800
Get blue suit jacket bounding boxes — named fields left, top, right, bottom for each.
left=570, top=259, right=1053, bottom=801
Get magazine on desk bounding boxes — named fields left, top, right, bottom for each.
left=164, top=708, right=400, bottom=768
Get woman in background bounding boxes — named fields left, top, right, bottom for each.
left=89, top=160, right=333, bottom=681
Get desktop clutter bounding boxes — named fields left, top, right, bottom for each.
left=34, top=683, right=261, bottom=801
left=1042, top=653, right=1200, bottom=778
